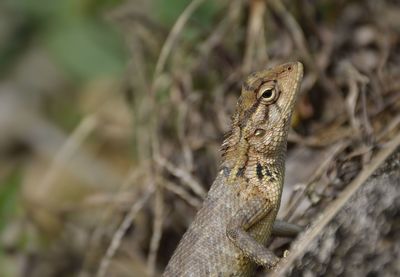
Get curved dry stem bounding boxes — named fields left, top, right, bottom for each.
left=153, top=0, right=205, bottom=83
left=146, top=186, right=164, bottom=276
left=271, top=130, right=400, bottom=276
left=243, top=0, right=267, bottom=72
left=96, top=185, right=155, bottom=277
left=39, top=114, right=98, bottom=196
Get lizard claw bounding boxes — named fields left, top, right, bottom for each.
left=271, top=251, right=290, bottom=272
left=283, top=250, right=290, bottom=258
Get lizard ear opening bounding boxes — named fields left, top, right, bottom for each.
left=254, top=129, right=266, bottom=137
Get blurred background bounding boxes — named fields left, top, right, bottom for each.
left=0, top=0, right=399, bottom=276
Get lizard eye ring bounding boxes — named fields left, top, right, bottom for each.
left=257, top=82, right=278, bottom=103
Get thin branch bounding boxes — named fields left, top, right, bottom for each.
left=163, top=179, right=202, bottom=208
left=271, top=130, right=400, bottom=276
left=96, top=185, right=155, bottom=277
left=39, top=115, right=98, bottom=195
left=243, top=0, right=268, bottom=72
left=282, top=141, right=349, bottom=221
left=155, top=154, right=206, bottom=198
left=269, top=0, right=340, bottom=99
left=146, top=185, right=164, bottom=276
left=79, top=164, right=148, bottom=275
left=153, top=0, right=205, bottom=82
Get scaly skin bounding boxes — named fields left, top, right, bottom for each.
left=163, top=62, right=304, bottom=277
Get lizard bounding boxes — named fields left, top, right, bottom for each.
left=163, top=62, right=304, bottom=277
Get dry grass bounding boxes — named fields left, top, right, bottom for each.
left=0, top=0, right=399, bottom=276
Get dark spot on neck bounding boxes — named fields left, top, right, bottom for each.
left=221, top=166, right=231, bottom=177
left=236, top=167, right=245, bottom=177
left=265, top=167, right=277, bottom=182
left=265, top=167, right=272, bottom=177
left=256, top=163, right=263, bottom=180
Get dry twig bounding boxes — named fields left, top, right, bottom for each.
left=282, top=141, right=349, bottom=221
left=96, top=185, right=155, bottom=277
left=153, top=0, right=205, bottom=81
left=271, top=130, right=400, bottom=276
left=163, top=179, right=202, bottom=208
left=155, top=154, right=206, bottom=198
left=39, top=115, right=98, bottom=195
left=147, top=185, right=164, bottom=276
left=243, top=0, right=268, bottom=72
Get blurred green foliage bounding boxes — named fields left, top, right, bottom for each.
left=0, top=0, right=224, bottom=275
left=155, top=0, right=219, bottom=27
left=154, top=0, right=222, bottom=43
left=1, top=0, right=223, bottom=80
left=0, top=170, right=21, bottom=233
left=0, top=170, right=22, bottom=275
left=45, top=18, right=126, bottom=80
left=3, top=0, right=127, bottom=80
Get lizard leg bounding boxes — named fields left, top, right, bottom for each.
left=272, top=220, right=302, bottom=237
left=226, top=197, right=279, bottom=268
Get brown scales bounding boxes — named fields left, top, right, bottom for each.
left=163, top=62, right=304, bottom=277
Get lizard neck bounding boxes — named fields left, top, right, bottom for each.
left=220, top=143, right=286, bottom=208
left=221, top=139, right=287, bottom=187
left=220, top=115, right=291, bottom=182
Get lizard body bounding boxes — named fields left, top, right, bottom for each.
left=163, top=62, right=303, bottom=277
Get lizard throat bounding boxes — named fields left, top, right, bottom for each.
left=221, top=140, right=286, bottom=186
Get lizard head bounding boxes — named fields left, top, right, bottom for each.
left=222, top=62, right=303, bottom=167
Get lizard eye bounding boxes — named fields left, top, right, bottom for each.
left=261, top=89, right=274, bottom=99
left=257, top=82, right=278, bottom=103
